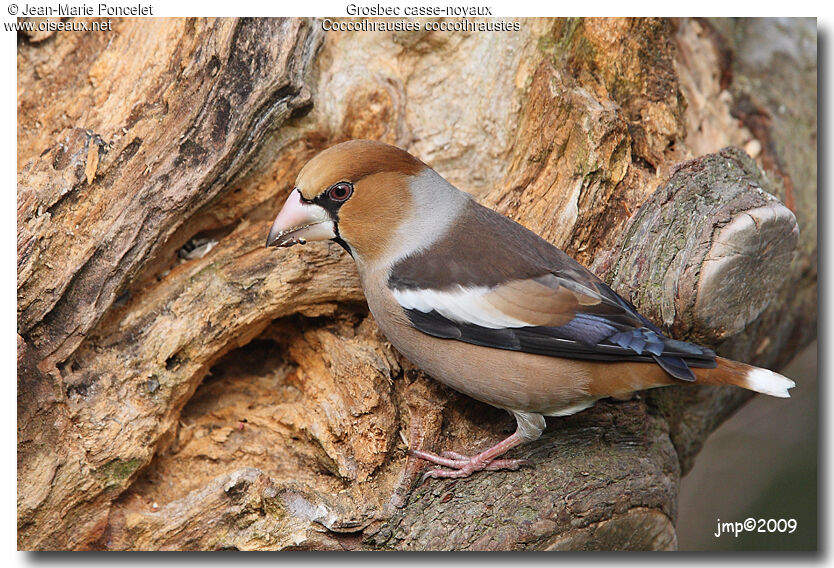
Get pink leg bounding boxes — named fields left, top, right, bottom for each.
left=407, top=431, right=530, bottom=480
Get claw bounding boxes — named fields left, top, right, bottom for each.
left=408, top=432, right=532, bottom=481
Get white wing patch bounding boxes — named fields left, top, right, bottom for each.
left=392, top=285, right=534, bottom=329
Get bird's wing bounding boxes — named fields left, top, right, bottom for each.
left=393, top=274, right=715, bottom=381
left=388, top=201, right=715, bottom=381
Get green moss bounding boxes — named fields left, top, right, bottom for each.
left=557, top=18, right=583, bottom=52
left=262, top=494, right=286, bottom=519
left=536, top=31, right=557, bottom=56
left=539, top=18, right=594, bottom=68
left=95, top=457, right=143, bottom=489
left=516, top=505, right=540, bottom=522
left=570, top=131, right=593, bottom=175
left=235, top=515, right=256, bottom=530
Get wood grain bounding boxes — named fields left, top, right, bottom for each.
left=17, top=17, right=815, bottom=550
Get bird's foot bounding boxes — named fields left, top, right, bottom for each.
left=407, top=448, right=530, bottom=480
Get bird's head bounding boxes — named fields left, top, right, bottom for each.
left=266, top=139, right=468, bottom=266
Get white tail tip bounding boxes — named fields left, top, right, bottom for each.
left=745, top=367, right=796, bottom=398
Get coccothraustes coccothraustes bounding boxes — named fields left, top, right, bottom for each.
left=266, top=139, right=795, bottom=479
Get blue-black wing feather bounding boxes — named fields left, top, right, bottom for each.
left=405, top=308, right=715, bottom=381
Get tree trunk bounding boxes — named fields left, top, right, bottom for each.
left=17, top=17, right=816, bottom=550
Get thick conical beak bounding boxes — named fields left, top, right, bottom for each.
left=266, top=189, right=337, bottom=248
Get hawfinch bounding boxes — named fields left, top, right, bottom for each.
left=266, top=140, right=795, bottom=479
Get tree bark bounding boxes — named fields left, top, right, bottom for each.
left=17, top=17, right=816, bottom=550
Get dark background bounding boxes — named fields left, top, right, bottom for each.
left=678, top=341, right=818, bottom=550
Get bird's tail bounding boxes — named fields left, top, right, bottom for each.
left=693, top=357, right=795, bottom=398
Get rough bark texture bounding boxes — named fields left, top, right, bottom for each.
left=17, top=17, right=816, bottom=550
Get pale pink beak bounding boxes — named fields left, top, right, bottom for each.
left=266, top=189, right=336, bottom=248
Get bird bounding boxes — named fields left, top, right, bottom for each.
left=265, top=139, right=795, bottom=479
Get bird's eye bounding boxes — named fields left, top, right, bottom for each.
left=327, top=182, right=353, bottom=202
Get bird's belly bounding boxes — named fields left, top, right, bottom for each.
left=395, top=330, right=599, bottom=414
left=367, top=297, right=598, bottom=414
